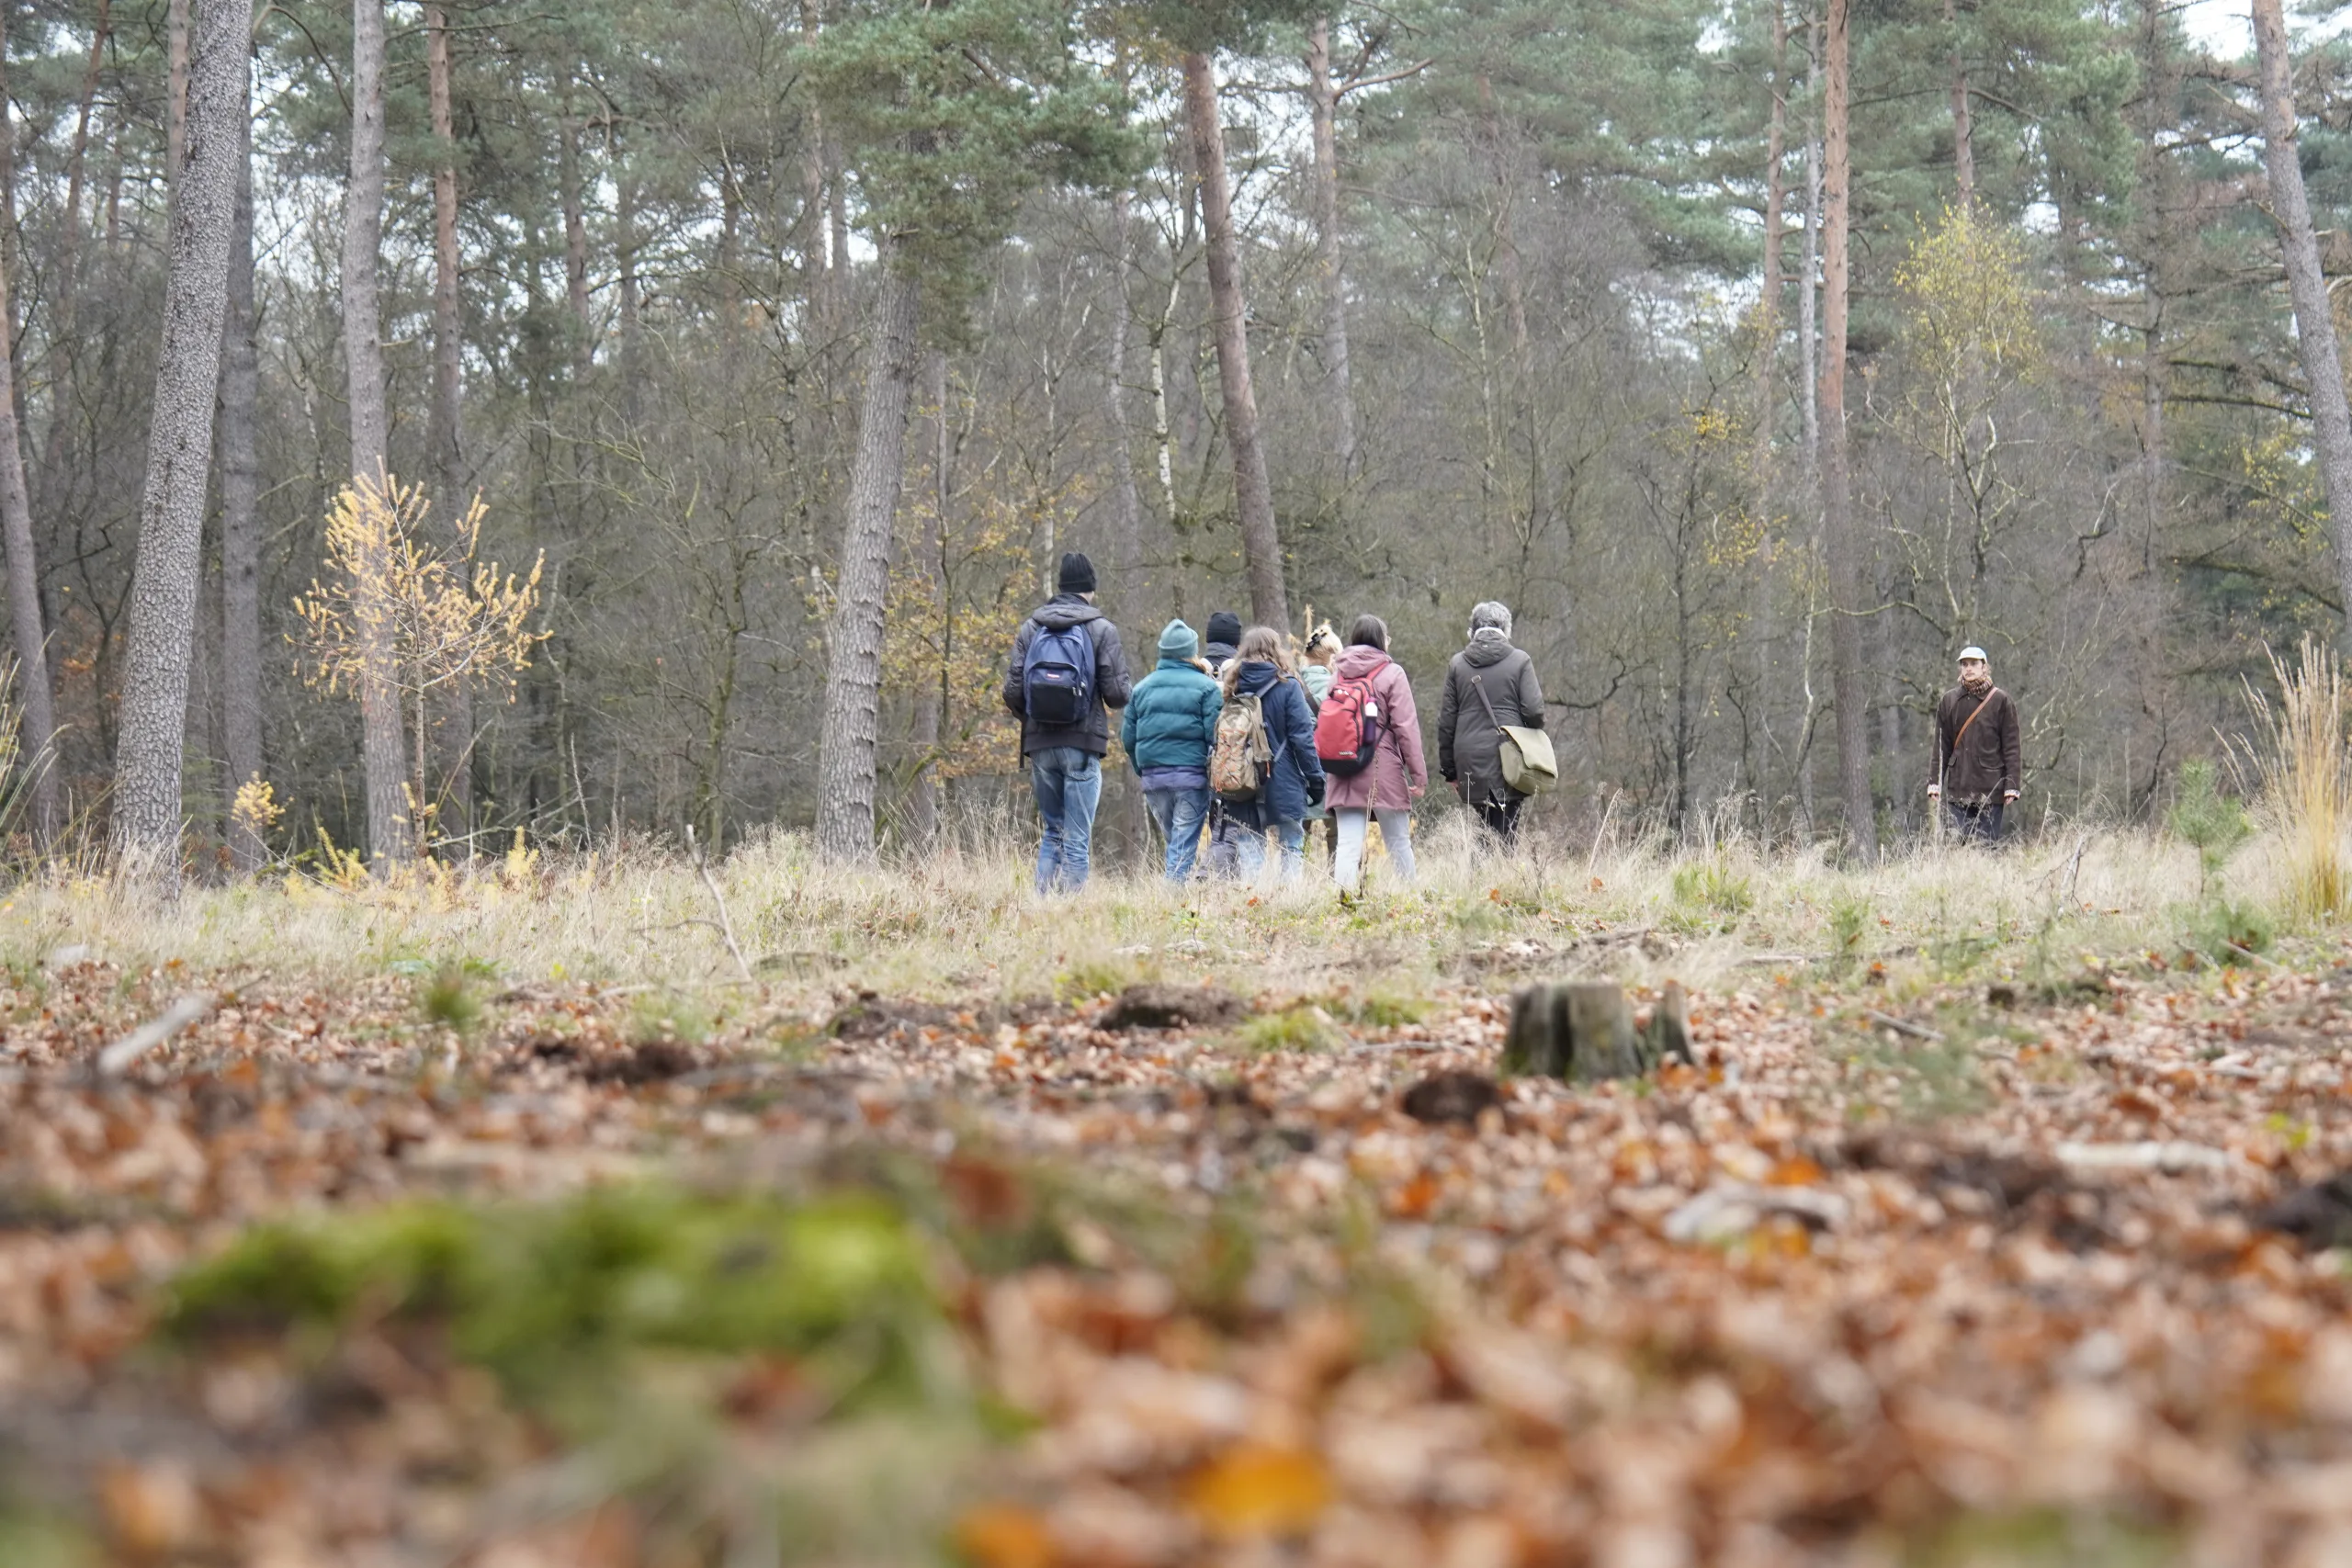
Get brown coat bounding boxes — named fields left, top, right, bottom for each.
left=1931, top=683, right=2021, bottom=802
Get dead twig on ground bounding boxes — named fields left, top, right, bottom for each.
left=93, top=993, right=217, bottom=1077
left=684, top=826, right=756, bottom=986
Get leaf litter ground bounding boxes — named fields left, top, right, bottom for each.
left=5, top=948, right=2352, bottom=1564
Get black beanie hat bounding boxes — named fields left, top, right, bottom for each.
left=1205, top=611, right=1242, bottom=648
left=1057, top=551, right=1096, bottom=594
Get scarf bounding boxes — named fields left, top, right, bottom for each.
left=1962, top=672, right=1992, bottom=698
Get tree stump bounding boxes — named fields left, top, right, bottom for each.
left=1501, top=980, right=1694, bottom=1082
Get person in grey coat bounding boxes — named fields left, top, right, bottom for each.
left=1437, top=601, right=1545, bottom=843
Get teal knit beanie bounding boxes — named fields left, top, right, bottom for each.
left=1157, top=618, right=1199, bottom=660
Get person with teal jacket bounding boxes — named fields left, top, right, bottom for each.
left=1120, top=619, right=1224, bottom=881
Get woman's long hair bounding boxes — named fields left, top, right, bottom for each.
left=1221, top=625, right=1295, bottom=696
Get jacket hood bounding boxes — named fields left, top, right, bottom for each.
left=1229, top=660, right=1283, bottom=697
left=1463, top=636, right=1515, bottom=669
left=1031, top=594, right=1103, bottom=631
left=1334, top=645, right=1392, bottom=680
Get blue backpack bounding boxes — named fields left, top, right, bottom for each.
left=1021, top=619, right=1095, bottom=728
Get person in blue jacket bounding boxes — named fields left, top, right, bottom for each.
left=1120, top=619, right=1223, bottom=881
left=1219, top=625, right=1327, bottom=884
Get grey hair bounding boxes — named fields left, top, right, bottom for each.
left=1469, top=601, right=1513, bottom=637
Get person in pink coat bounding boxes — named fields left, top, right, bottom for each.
left=1321, top=614, right=1427, bottom=891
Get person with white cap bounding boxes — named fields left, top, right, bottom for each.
left=1928, top=645, right=2020, bottom=843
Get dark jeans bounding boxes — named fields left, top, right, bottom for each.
left=1474, top=794, right=1524, bottom=844
left=1945, top=797, right=2005, bottom=844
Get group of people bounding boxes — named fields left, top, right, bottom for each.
left=1001, top=552, right=1546, bottom=894
left=1001, top=552, right=2028, bottom=896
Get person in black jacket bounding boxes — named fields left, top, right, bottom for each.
left=1001, top=552, right=1132, bottom=892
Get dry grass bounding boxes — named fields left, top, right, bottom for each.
left=0, top=807, right=2239, bottom=1019
left=2234, top=637, right=2352, bottom=924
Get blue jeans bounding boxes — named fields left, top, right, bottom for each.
left=1029, top=747, right=1102, bottom=893
left=1143, top=786, right=1211, bottom=882
left=1237, top=818, right=1307, bottom=883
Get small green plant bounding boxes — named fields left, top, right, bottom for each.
left=1827, top=896, right=1871, bottom=968
left=2189, top=897, right=2274, bottom=965
left=629, top=990, right=715, bottom=1045
left=2168, top=759, right=2250, bottom=900
left=1321, top=988, right=1430, bottom=1029
left=417, top=962, right=482, bottom=1035
left=1671, top=856, right=1755, bottom=918
left=1055, top=953, right=1143, bottom=1001
left=1236, top=1004, right=1341, bottom=1053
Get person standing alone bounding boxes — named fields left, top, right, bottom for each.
left=1928, top=645, right=2020, bottom=844
left=1438, top=602, right=1545, bottom=843
left=1002, top=552, right=1132, bottom=892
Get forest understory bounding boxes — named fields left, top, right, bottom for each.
left=0, top=832, right=2349, bottom=1566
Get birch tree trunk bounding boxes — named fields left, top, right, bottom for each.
left=0, top=20, right=53, bottom=843
left=1821, top=0, right=1875, bottom=855
left=167, top=0, right=189, bottom=180
left=1182, top=50, right=1286, bottom=630
left=1306, top=17, right=1359, bottom=481
left=112, top=0, right=253, bottom=877
left=2252, top=0, right=2352, bottom=638
left=1106, top=189, right=1144, bottom=583
left=1946, top=0, right=1973, bottom=202
left=219, top=47, right=261, bottom=872
left=814, top=256, right=922, bottom=862
left=343, top=0, right=410, bottom=863
left=798, top=0, right=831, bottom=327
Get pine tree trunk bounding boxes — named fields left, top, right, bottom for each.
left=815, top=257, right=922, bottom=863
left=1756, top=1, right=1787, bottom=499
left=560, top=97, right=591, bottom=379
left=904, top=349, right=947, bottom=850
left=39, top=0, right=111, bottom=513
left=0, top=19, right=53, bottom=843
left=1182, top=51, right=1286, bottom=631
left=2252, top=0, right=2352, bottom=639
left=343, top=0, right=409, bottom=864
left=424, top=0, right=471, bottom=840
left=220, top=78, right=261, bottom=874
left=111, top=0, right=253, bottom=878
left=1306, top=18, right=1359, bottom=482
left=1821, top=0, right=1875, bottom=855
left=1753, top=0, right=1788, bottom=774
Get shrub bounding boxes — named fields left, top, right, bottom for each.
left=2167, top=759, right=2250, bottom=901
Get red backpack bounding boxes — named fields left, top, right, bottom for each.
left=1315, top=658, right=1386, bottom=776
